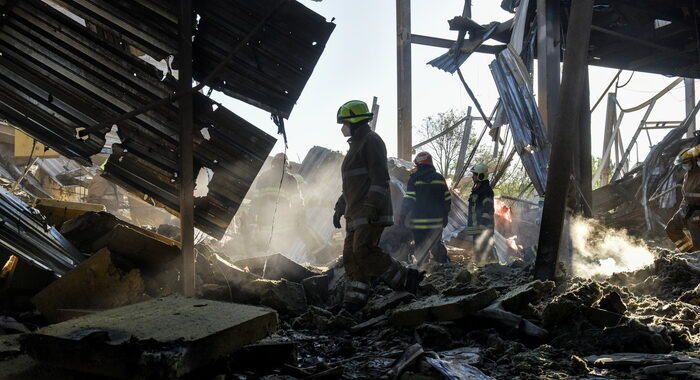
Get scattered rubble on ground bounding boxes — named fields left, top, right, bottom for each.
left=1, top=200, right=700, bottom=379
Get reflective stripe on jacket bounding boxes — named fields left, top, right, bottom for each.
left=468, top=180, right=494, bottom=228
left=334, top=124, right=393, bottom=231
left=683, top=165, right=700, bottom=206
left=400, top=164, right=451, bottom=230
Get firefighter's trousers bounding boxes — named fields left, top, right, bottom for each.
left=666, top=206, right=700, bottom=252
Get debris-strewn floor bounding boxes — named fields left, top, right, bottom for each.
left=222, top=249, right=700, bottom=379
left=2, top=228, right=700, bottom=379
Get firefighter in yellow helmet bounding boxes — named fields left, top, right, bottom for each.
left=465, top=163, right=495, bottom=263
left=333, top=100, right=423, bottom=311
left=666, top=144, right=700, bottom=252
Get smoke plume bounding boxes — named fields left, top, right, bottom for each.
left=569, top=216, right=655, bottom=278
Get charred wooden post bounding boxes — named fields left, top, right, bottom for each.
left=179, top=0, right=195, bottom=296
left=396, top=0, right=412, bottom=160
left=535, top=0, right=593, bottom=281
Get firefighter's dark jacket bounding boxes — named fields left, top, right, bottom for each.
left=400, top=164, right=451, bottom=229
left=468, top=180, right=494, bottom=227
left=334, top=124, right=393, bottom=231
left=682, top=164, right=700, bottom=207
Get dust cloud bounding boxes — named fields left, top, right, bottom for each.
left=569, top=216, right=655, bottom=278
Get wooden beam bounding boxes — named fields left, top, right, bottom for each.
left=179, top=0, right=195, bottom=297
left=397, top=0, right=412, bottom=160
left=535, top=0, right=593, bottom=281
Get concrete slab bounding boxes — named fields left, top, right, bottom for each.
left=365, top=291, right=415, bottom=317
left=21, top=295, right=278, bottom=379
left=90, top=225, right=180, bottom=268
left=32, top=248, right=148, bottom=323
left=390, top=288, right=498, bottom=326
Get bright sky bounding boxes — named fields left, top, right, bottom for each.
left=212, top=0, right=696, bottom=168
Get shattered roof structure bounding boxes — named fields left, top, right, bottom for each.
left=0, top=0, right=334, bottom=238
left=587, top=1, right=700, bottom=78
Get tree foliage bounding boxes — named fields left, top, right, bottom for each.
left=416, top=108, right=534, bottom=200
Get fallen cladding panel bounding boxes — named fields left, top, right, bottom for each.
left=0, top=187, right=84, bottom=277
left=56, top=0, right=336, bottom=119
left=489, top=48, right=550, bottom=196
left=103, top=101, right=277, bottom=239
left=0, top=0, right=332, bottom=238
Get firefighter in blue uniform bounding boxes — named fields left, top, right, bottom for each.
left=398, top=152, right=452, bottom=263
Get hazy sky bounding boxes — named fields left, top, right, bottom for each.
left=212, top=0, right=695, bottom=168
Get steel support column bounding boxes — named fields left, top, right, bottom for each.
left=535, top=0, right=593, bottom=281
left=686, top=78, right=696, bottom=138
left=397, top=0, right=412, bottom=160
left=179, top=0, right=195, bottom=297
left=537, top=0, right=560, bottom=139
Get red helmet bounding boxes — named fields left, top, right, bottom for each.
left=414, top=152, right=433, bottom=166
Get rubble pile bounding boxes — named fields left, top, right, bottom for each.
left=1, top=207, right=699, bottom=379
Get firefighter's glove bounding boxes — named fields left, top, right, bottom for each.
left=365, top=203, right=379, bottom=224
left=333, top=211, right=342, bottom=229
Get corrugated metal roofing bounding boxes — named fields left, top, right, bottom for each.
left=0, top=0, right=334, bottom=238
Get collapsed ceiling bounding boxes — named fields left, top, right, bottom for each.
left=0, top=0, right=335, bottom=238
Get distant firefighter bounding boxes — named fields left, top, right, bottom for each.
left=666, top=143, right=700, bottom=252
left=398, top=151, right=451, bottom=264
left=465, top=163, right=496, bottom=263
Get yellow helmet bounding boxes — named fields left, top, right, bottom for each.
left=674, top=145, right=700, bottom=166
left=337, top=100, right=373, bottom=125
left=470, top=163, right=489, bottom=181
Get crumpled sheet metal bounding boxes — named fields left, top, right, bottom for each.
left=640, top=99, right=700, bottom=232
left=103, top=101, right=276, bottom=239
left=0, top=187, right=83, bottom=277
left=489, top=48, right=550, bottom=195
left=0, top=0, right=330, bottom=239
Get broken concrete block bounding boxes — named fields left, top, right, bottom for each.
left=600, top=320, right=673, bottom=354
left=582, top=306, right=623, bottom=327
left=415, top=324, right=452, bottom=349
left=21, top=296, right=278, bottom=379
left=90, top=225, right=180, bottom=268
left=679, top=284, right=700, bottom=306
left=32, top=248, right=148, bottom=323
left=365, top=291, right=415, bottom=317
left=350, top=315, right=388, bottom=334
left=496, top=280, right=555, bottom=313
left=229, top=338, right=297, bottom=369
left=475, top=302, right=548, bottom=339
left=598, top=291, right=627, bottom=314
left=390, top=288, right=498, bottom=326
left=244, top=279, right=308, bottom=315
left=643, top=362, right=695, bottom=375
left=302, top=274, right=330, bottom=306
left=233, top=253, right=315, bottom=283
left=292, top=306, right=333, bottom=331
left=388, top=343, right=424, bottom=379
left=0, top=334, right=21, bottom=360
left=453, top=268, right=472, bottom=284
